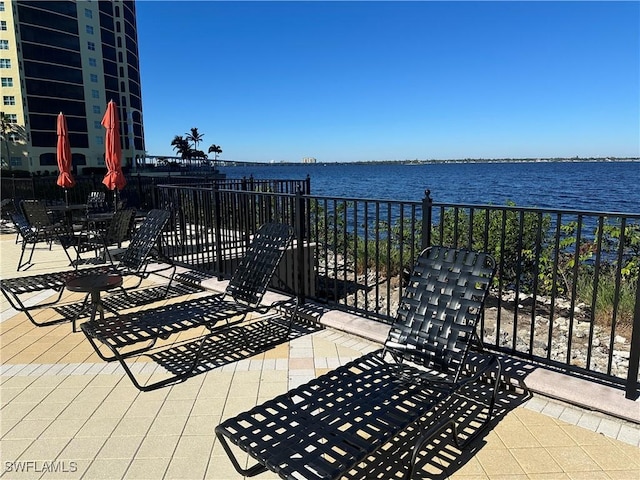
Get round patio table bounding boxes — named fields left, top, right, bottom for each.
left=66, top=273, right=122, bottom=332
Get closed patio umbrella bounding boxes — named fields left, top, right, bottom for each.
left=56, top=112, right=75, bottom=205
left=101, top=100, right=127, bottom=201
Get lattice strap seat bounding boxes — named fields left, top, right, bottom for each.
left=81, top=294, right=251, bottom=350
left=216, top=350, right=450, bottom=480
left=80, top=222, right=295, bottom=392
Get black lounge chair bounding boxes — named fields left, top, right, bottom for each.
left=0, top=209, right=174, bottom=327
left=80, top=222, right=295, bottom=391
left=9, top=212, right=74, bottom=271
left=215, top=246, right=500, bottom=480
left=14, top=200, right=77, bottom=270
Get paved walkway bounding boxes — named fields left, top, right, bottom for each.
left=1, top=233, right=639, bottom=479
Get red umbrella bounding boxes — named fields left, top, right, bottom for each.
left=101, top=100, right=127, bottom=191
left=56, top=112, right=75, bottom=204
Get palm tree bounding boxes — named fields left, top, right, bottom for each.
left=186, top=127, right=204, bottom=151
left=170, top=135, right=192, bottom=170
left=0, top=112, right=14, bottom=171
left=171, top=135, right=190, bottom=156
left=208, top=144, right=222, bottom=171
left=208, top=144, right=222, bottom=160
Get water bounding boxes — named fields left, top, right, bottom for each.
left=219, top=161, right=640, bottom=214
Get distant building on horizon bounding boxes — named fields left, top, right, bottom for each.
left=1, top=0, right=145, bottom=174
left=302, top=157, right=316, bottom=164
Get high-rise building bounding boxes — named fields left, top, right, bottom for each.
left=0, top=0, right=144, bottom=174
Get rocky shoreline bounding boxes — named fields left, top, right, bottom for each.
left=338, top=270, right=632, bottom=381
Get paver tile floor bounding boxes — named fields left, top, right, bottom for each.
left=1, top=233, right=638, bottom=479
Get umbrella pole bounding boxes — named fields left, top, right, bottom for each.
left=64, top=188, right=69, bottom=206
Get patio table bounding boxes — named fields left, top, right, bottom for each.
left=47, top=203, right=87, bottom=227
left=66, top=273, right=122, bottom=332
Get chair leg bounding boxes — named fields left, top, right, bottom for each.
left=17, top=242, right=36, bottom=271
left=16, top=243, right=28, bottom=271
left=214, top=431, right=268, bottom=478
left=1, top=287, right=68, bottom=326
left=406, top=356, right=502, bottom=480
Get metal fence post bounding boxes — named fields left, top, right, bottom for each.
left=151, top=178, right=157, bottom=209
left=295, top=188, right=306, bottom=305
left=421, top=189, right=432, bottom=250
left=213, top=183, right=223, bottom=280
left=137, top=173, right=142, bottom=208
left=626, top=268, right=640, bottom=399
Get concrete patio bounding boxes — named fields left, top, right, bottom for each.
left=1, top=231, right=639, bottom=479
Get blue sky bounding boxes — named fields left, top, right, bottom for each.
left=136, top=1, right=640, bottom=163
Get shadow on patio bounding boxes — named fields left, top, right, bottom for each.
left=1, top=231, right=638, bottom=479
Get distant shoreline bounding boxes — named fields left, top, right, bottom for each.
left=220, top=157, right=640, bottom=167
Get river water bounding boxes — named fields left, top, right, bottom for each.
left=219, top=161, right=639, bottom=213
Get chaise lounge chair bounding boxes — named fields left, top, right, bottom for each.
left=215, top=245, right=500, bottom=480
left=80, top=222, right=295, bottom=391
left=1, top=209, right=175, bottom=328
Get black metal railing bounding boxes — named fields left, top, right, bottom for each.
left=153, top=184, right=639, bottom=399
left=0, top=173, right=310, bottom=211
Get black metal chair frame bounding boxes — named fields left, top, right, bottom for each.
left=215, top=246, right=501, bottom=480
left=80, top=222, right=295, bottom=392
left=72, top=208, right=135, bottom=267
left=15, top=200, right=76, bottom=270
left=85, top=190, right=110, bottom=215
left=10, top=212, right=62, bottom=271
left=0, top=209, right=175, bottom=328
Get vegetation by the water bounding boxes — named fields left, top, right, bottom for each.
left=310, top=199, right=639, bottom=331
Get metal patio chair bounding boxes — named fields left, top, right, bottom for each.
left=80, top=222, right=295, bottom=391
left=13, top=200, right=77, bottom=270
left=1, top=209, right=175, bottom=327
left=9, top=211, right=74, bottom=271
left=215, top=245, right=501, bottom=480
left=85, top=190, right=110, bottom=215
left=73, top=208, right=135, bottom=267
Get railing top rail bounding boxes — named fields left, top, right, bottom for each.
left=155, top=183, right=640, bottom=218
left=431, top=201, right=640, bottom=219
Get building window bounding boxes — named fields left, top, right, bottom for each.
left=93, top=105, right=100, bottom=114
left=87, top=41, right=95, bottom=51
left=89, top=58, right=97, bottom=67
left=0, top=2, right=5, bottom=12
left=6, top=113, right=17, bottom=123
left=91, top=89, right=99, bottom=99
left=3, top=95, right=15, bottom=105
left=86, top=25, right=94, bottom=35
left=94, top=120, right=101, bottom=129
left=1, top=77, right=12, bottom=87
left=39, top=153, right=57, bottom=166
left=0, top=59, right=11, bottom=68
left=90, top=73, right=98, bottom=82
left=96, top=137, right=103, bottom=146
left=0, top=40, right=8, bottom=50
left=0, top=21, right=6, bottom=31
left=84, top=8, right=92, bottom=18
left=10, top=157, right=22, bottom=167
